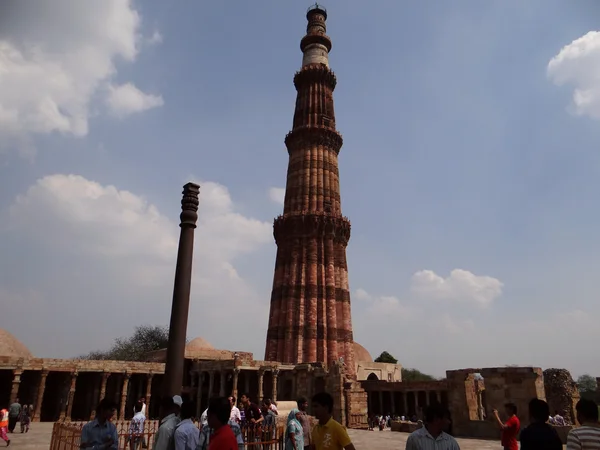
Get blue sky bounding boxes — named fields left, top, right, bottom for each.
left=1, top=0, right=600, bottom=379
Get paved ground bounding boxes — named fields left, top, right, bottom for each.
left=16, top=422, right=506, bottom=449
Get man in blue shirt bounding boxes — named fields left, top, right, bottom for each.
left=80, top=399, right=119, bottom=450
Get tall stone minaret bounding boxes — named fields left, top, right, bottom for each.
left=265, top=4, right=355, bottom=376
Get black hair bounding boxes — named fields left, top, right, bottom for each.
left=312, top=392, right=334, bottom=413
left=262, top=398, right=272, bottom=407
left=528, top=398, right=550, bottom=422
left=229, top=396, right=236, bottom=404
left=504, top=403, right=517, bottom=415
left=240, top=393, right=251, bottom=400
left=180, top=401, right=195, bottom=420
left=208, top=397, right=232, bottom=425
left=134, top=400, right=143, bottom=413
left=576, top=398, right=599, bottom=421
left=297, top=397, right=308, bottom=406
left=424, top=403, right=450, bottom=423
left=97, top=398, right=118, bottom=412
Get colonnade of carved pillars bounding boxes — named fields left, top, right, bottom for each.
left=368, top=390, right=443, bottom=416
left=195, top=368, right=280, bottom=418
left=9, top=369, right=155, bottom=422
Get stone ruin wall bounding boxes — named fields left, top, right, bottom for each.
left=543, top=368, right=579, bottom=425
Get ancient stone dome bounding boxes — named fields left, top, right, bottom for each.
left=353, top=342, right=373, bottom=363
left=0, top=329, right=33, bottom=358
left=186, top=337, right=215, bottom=352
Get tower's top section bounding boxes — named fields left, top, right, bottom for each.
left=301, top=3, right=332, bottom=68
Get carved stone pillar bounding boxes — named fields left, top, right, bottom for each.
left=244, top=373, right=250, bottom=395
left=258, top=369, right=265, bottom=401
left=196, top=372, right=205, bottom=418
left=272, top=370, right=279, bottom=402
left=402, top=393, right=408, bottom=416
left=208, top=371, right=215, bottom=400
left=33, top=371, right=48, bottom=422
left=219, top=371, right=226, bottom=397
left=119, top=373, right=131, bottom=419
left=145, top=373, right=154, bottom=416
left=414, top=392, right=419, bottom=417
left=10, top=370, right=22, bottom=404
left=231, top=369, right=240, bottom=398
left=378, top=391, right=383, bottom=414
left=65, top=372, right=78, bottom=421
left=390, top=391, right=396, bottom=415
left=292, top=369, right=298, bottom=399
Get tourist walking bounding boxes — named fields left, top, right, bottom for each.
left=19, top=405, right=30, bottom=433
left=228, top=397, right=241, bottom=424
left=153, top=395, right=182, bottom=450
left=492, top=403, right=520, bottom=450
left=128, top=401, right=146, bottom=450
left=0, top=408, right=10, bottom=446
left=240, top=393, right=263, bottom=426
left=311, top=392, right=356, bottom=450
left=174, top=402, right=199, bottom=450
left=405, top=403, right=460, bottom=450
left=567, top=398, right=600, bottom=449
left=295, top=397, right=312, bottom=450
left=205, top=397, right=238, bottom=450
left=80, top=398, right=118, bottom=450
left=519, top=398, right=562, bottom=450
left=285, top=408, right=304, bottom=450
left=7, top=399, right=20, bottom=433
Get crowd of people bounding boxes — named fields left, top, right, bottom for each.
left=0, top=397, right=33, bottom=446
left=79, top=391, right=357, bottom=450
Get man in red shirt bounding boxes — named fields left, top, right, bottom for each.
left=207, top=397, right=238, bottom=450
left=493, top=403, right=520, bottom=450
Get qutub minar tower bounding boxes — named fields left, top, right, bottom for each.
left=265, top=4, right=356, bottom=376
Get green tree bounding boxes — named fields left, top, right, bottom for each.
left=402, top=368, right=436, bottom=382
left=577, top=374, right=598, bottom=400
left=80, top=325, right=170, bottom=361
left=374, top=351, right=398, bottom=364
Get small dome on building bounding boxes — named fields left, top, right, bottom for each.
left=353, top=342, right=373, bottom=363
left=186, top=337, right=215, bottom=351
left=0, top=329, right=33, bottom=358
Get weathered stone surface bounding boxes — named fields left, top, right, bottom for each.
left=264, top=4, right=355, bottom=375
left=543, top=368, right=579, bottom=425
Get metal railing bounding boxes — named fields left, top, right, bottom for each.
left=49, top=420, right=284, bottom=450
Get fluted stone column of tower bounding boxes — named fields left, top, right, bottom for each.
left=265, top=4, right=356, bottom=377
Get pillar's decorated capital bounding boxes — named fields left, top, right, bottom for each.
left=180, top=182, right=200, bottom=228
left=233, top=368, right=241, bottom=375
left=272, top=369, right=280, bottom=378
left=147, top=372, right=154, bottom=379
left=40, top=369, right=49, bottom=377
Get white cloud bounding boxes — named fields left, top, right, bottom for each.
left=147, top=30, right=163, bottom=45
left=268, top=187, right=285, bottom=205
left=548, top=31, right=600, bottom=119
left=106, top=83, right=164, bottom=117
left=0, top=0, right=160, bottom=149
left=410, top=269, right=503, bottom=307
left=2, top=174, right=272, bottom=357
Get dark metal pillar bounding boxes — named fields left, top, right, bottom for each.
left=162, top=182, right=200, bottom=398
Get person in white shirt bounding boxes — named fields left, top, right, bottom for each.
left=228, top=396, right=241, bottom=423
left=405, top=403, right=460, bottom=450
left=174, top=402, right=199, bottom=450
left=133, top=397, right=147, bottom=417
left=567, top=398, right=600, bottom=450
left=200, top=408, right=208, bottom=426
left=266, top=398, right=278, bottom=416
left=153, top=395, right=182, bottom=450
left=128, top=401, right=146, bottom=450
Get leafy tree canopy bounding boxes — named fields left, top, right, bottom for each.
left=374, top=351, right=398, bottom=364
left=80, top=325, right=170, bottom=361
left=577, top=374, right=597, bottom=393
left=402, top=368, right=436, bottom=382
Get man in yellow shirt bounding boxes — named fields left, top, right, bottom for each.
left=311, top=392, right=356, bottom=450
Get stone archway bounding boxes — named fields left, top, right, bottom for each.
left=367, top=373, right=379, bottom=381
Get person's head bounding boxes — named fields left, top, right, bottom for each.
left=180, top=401, right=195, bottom=420
left=160, top=396, right=180, bottom=418
left=504, top=403, right=517, bottom=417
left=297, top=397, right=308, bottom=412
left=554, top=410, right=559, bottom=416
left=96, top=398, right=118, bottom=421
left=139, top=397, right=146, bottom=404
left=240, top=393, right=251, bottom=406
left=528, top=398, right=550, bottom=423
left=134, top=400, right=144, bottom=414
left=228, top=396, right=236, bottom=408
left=312, top=392, right=334, bottom=421
left=576, top=398, right=599, bottom=424
left=208, top=397, right=231, bottom=429
left=15, top=398, right=19, bottom=404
